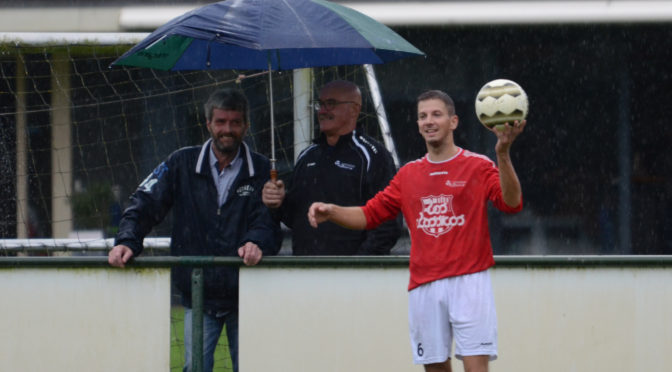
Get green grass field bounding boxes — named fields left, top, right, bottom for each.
left=170, top=306, right=233, bottom=371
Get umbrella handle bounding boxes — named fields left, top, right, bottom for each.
left=270, top=160, right=278, bottom=181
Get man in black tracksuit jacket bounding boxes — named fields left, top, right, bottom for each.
left=109, top=89, right=279, bottom=372
left=263, top=80, right=401, bottom=255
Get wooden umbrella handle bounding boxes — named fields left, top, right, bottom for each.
left=270, top=159, right=278, bottom=181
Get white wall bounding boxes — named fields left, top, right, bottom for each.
left=0, top=268, right=171, bottom=372
left=2, top=264, right=670, bottom=371
left=240, top=266, right=672, bottom=372
left=240, top=267, right=415, bottom=372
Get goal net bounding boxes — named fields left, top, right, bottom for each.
left=0, top=33, right=394, bottom=251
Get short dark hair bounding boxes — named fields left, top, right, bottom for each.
left=417, top=90, right=455, bottom=115
left=204, top=88, right=249, bottom=123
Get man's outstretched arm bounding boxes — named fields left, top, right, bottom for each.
left=307, top=202, right=367, bottom=230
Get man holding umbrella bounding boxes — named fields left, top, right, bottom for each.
left=262, top=80, right=401, bottom=255
left=108, top=88, right=280, bottom=372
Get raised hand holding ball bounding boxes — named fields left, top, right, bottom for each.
left=475, top=79, right=528, bottom=130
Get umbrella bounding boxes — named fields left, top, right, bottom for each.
left=111, top=0, right=425, bottom=177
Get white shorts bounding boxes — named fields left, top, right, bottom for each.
left=408, top=270, right=498, bottom=365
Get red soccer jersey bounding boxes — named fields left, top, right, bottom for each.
left=362, top=148, right=523, bottom=290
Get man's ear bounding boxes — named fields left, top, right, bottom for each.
left=451, top=114, right=459, bottom=130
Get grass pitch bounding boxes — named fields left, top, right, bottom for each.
left=170, top=306, right=233, bottom=371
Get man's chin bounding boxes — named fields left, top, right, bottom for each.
left=319, top=122, right=337, bottom=134
left=424, top=137, right=442, bottom=147
left=214, top=141, right=240, bottom=155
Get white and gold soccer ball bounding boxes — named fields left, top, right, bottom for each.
left=474, top=79, right=528, bottom=129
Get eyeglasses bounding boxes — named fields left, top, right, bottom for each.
left=311, top=99, right=358, bottom=111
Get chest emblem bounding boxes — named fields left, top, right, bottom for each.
left=237, top=184, right=254, bottom=196
left=445, top=180, right=466, bottom=188
left=416, top=194, right=465, bottom=237
left=334, top=160, right=356, bottom=170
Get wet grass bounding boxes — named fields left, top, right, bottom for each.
left=170, top=306, right=233, bottom=371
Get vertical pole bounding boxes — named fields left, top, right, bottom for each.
left=293, top=68, right=313, bottom=162
left=268, top=62, right=277, bottom=181
left=16, top=52, right=28, bottom=238
left=191, top=268, right=204, bottom=372
left=363, top=64, right=400, bottom=169
left=51, top=50, right=73, bottom=238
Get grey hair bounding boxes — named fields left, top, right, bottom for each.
left=204, top=88, right=249, bottom=123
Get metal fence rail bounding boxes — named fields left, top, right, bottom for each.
left=0, top=238, right=170, bottom=254
left=1, top=255, right=672, bottom=268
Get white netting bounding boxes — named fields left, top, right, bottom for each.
left=0, top=33, right=392, bottom=247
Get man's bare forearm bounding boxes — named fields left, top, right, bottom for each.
left=328, top=205, right=367, bottom=230
left=496, top=151, right=522, bottom=208
left=308, top=202, right=367, bottom=230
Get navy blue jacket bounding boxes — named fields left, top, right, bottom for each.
left=115, top=140, right=280, bottom=312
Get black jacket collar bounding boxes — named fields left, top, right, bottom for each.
left=314, top=129, right=357, bottom=147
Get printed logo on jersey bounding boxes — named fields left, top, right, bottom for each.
left=416, top=194, right=465, bottom=237
left=139, top=162, right=168, bottom=193
left=334, top=160, right=355, bottom=170
left=236, top=184, right=254, bottom=197
left=430, top=171, right=448, bottom=176
left=307, top=162, right=316, bottom=167
left=445, top=180, right=466, bottom=188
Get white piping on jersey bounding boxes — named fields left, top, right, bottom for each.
left=352, top=130, right=372, bottom=171
left=462, top=148, right=496, bottom=166
left=425, top=147, right=463, bottom=164
left=295, top=144, right=318, bottom=164
left=195, top=139, right=255, bottom=177
left=296, top=132, right=373, bottom=171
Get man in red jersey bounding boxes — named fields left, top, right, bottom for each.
left=307, top=90, right=526, bottom=372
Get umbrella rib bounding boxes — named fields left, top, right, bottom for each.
left=146, top=34, right=168, bottom=50
left=281, top=0, right=317, bottom=46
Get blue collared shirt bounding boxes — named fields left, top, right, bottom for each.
left=210, top=146, right=243, bottom=206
